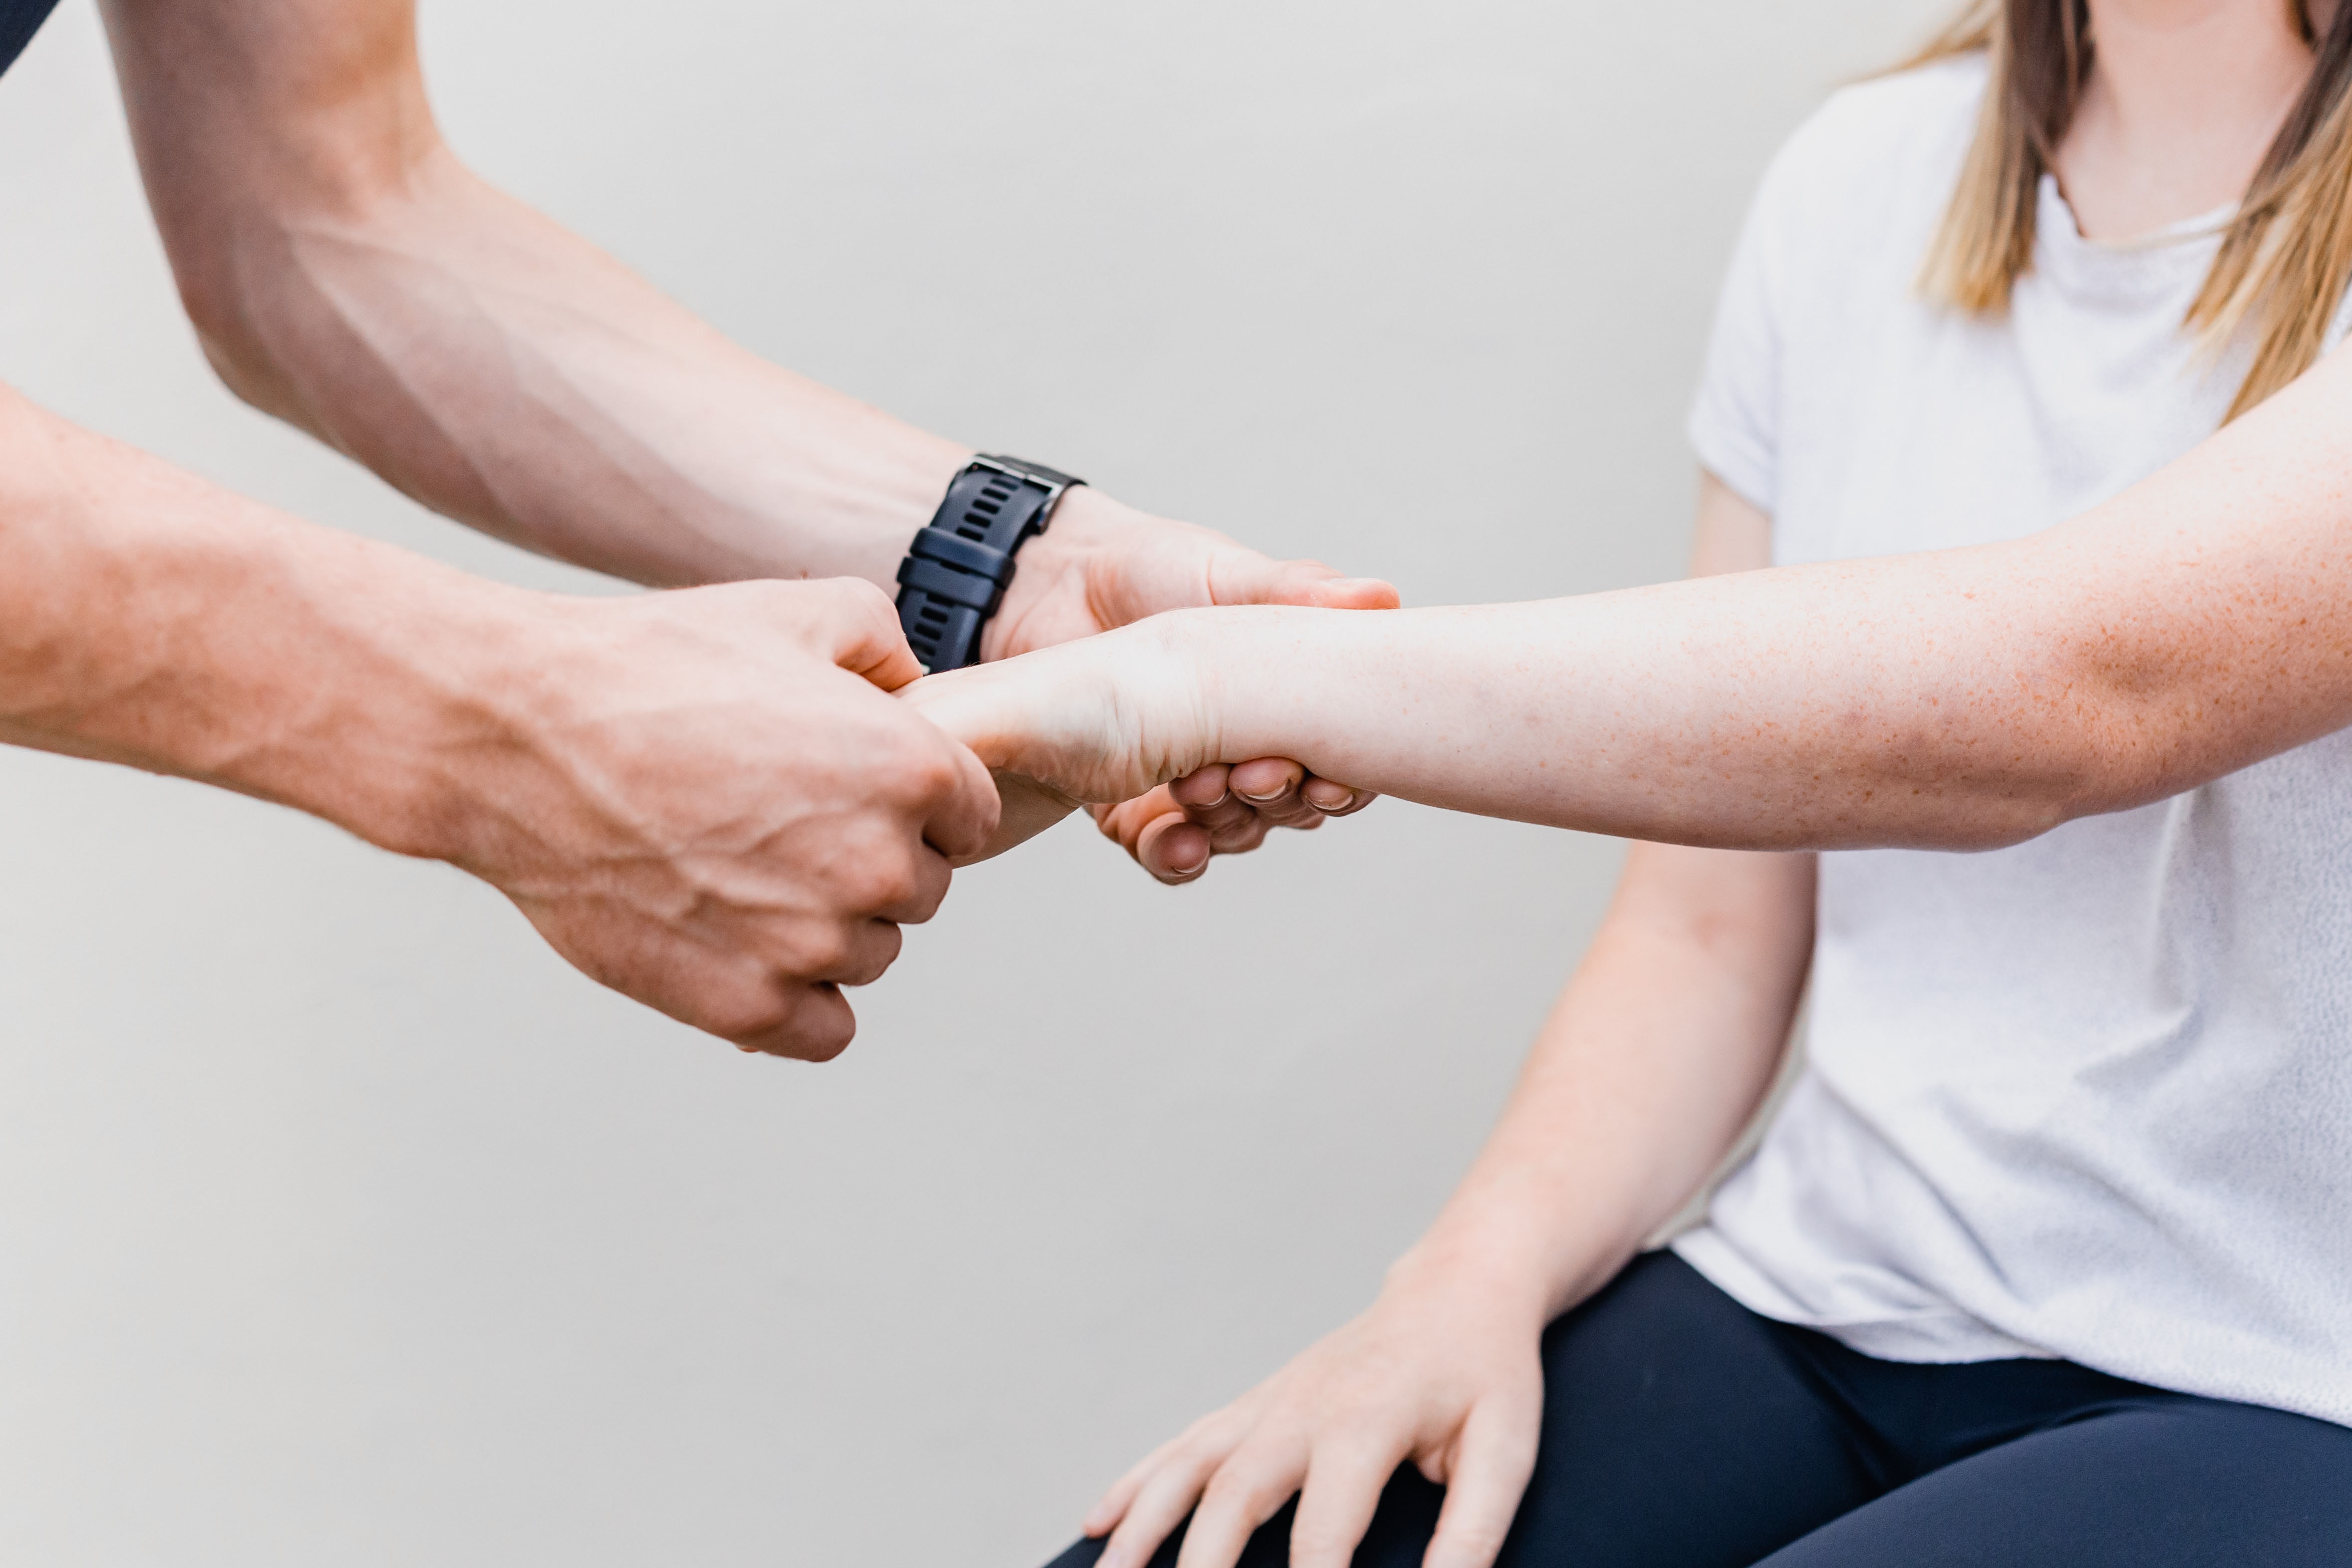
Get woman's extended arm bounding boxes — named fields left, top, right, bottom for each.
left=913, top=340, right=2352, bottom=854
left=1078, top=485, right=1817, bottom=1568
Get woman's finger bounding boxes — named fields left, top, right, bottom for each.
left=1421, top=1399, right=1543, bottom=1568
left=1086, top=1430, right=1195, bottom=1539
left=1090, top=792, right=1215, bottom=881
left=1094, top=763, right=1369, bottom=884
left=1288, top=1436, right=1413, bottom=1568
left=1176, top=789, right=1274, bottom=852
left=1301, top=778, right=1376, bottom=816
left=1173, top=1435, right=1313, bottom=1568
left=1136, top=812, right=1213, bottom=881
left=1227, top=757, right=1329, bottom=829
left=1227, top=756, right=1305, bottom=805
left=1099, top=1442, right=1237, bottom=1568
left=1097, top=780, right=1257, bottom=870
left=1168, top=764, right=1233, bottom=810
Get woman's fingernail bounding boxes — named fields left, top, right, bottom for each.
left=1235, top=787, right=1285, bottom=804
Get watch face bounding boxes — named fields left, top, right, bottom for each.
left=976, top=455, right=1084, bottom=491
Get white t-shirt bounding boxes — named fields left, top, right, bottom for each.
left=1673, top=53, right=2352, bottom=1427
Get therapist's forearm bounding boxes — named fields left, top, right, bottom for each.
left=171, top=148, right=969, bottom=590
left=105, top=0, right=979, bottom=590
left=0, top=383, right=537, bottom=856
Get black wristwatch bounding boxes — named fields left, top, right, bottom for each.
left=895, top=454, right=1086, bottom=672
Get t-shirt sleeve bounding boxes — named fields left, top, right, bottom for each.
left=1686, top=159, right=1792, bottom=516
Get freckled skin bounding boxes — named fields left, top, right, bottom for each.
left=918, top=347, right=2352, bottom=858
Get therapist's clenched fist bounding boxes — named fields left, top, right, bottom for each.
left=424, top=577, right=997, bottom=1059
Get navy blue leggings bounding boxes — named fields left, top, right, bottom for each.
left=1046, top=1251, right=2352, bottom=1567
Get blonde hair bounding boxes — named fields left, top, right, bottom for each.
left=1912, top=0, right=2352, bottom=419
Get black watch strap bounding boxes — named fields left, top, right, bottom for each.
left=895, top=454, right=1086, bottom=672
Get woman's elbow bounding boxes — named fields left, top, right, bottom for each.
left=1906, top=730, right=2185, bottom=853
left=1924, top=794, right=2076, bottom=852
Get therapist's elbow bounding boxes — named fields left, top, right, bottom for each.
left=165, top=214, right=356, bottom=432
left=158, top=142, right=451, bottom=435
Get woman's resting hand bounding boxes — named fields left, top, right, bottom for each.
left=1082, top=1245, right=1550, bottom=1568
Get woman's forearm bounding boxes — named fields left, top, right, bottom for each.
left=1165, top=564, right=2105, bottom=852
left=920, top=339, right=2352, bottom=852
left=1397, top=843, right=1815, bottom=1319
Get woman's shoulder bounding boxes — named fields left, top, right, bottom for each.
left=1754, top=53, right=1987, bottom=229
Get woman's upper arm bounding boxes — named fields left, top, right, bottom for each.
left=1690, top=470, right=1773, bottom=578
left=2020, top=335, right=2352, bottom=812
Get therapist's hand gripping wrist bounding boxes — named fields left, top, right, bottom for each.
left=979, top=489, right=1391, bottom=880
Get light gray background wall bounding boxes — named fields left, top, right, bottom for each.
left=0, top=3, right=1939, bottom=1562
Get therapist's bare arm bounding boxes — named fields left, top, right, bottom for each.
left=914, top=344, right=2352, bottom=853
left=0, top=386, right=995, bottom=1058
left=1078, top=483, right=1816, bottom=1568
left=97, top=0, right=1394, bottom=872
left=101, top=0, right=962, bottom=589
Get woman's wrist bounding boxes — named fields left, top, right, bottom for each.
left=1392, top=1173, right=1656, bottom=1326
left=1386, top=1211, right=1577, bottom=1325
left=1156, top=600, right=1388, bottom=789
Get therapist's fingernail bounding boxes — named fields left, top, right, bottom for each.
left=1235, top=786, right=1285, bottom=804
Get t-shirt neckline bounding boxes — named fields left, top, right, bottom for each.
left=2038, top=173, right=2236, bottom=254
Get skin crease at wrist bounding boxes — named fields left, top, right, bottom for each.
left=971, top=483, right=1396, bottom=873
